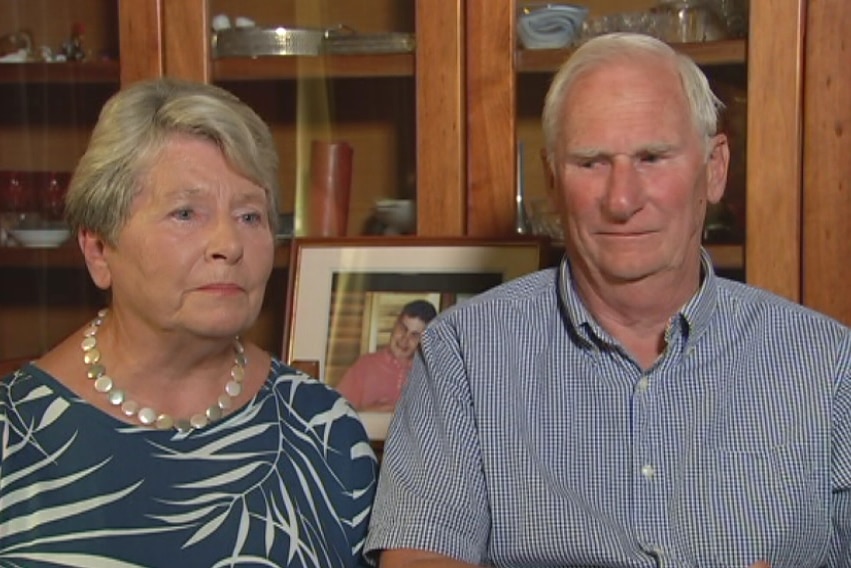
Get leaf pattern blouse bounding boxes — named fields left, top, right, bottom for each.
left=0, top=359, right=377, bottom=567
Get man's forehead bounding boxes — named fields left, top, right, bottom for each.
left=398, top=314, right=427, bottom=330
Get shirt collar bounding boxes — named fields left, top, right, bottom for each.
left=556, top=248, right=719, bottom=349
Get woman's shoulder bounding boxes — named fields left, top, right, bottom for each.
left=267, top=358, right=369, bottom=430
left=265, top=356, right=378, bottom=480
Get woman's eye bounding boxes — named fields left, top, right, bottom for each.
left=241, top=211, right=263, bottom=224
left=172, top=208, right=194, bottom=220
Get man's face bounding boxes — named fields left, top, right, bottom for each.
left=551, top=55, right=729, bottom=287
left=388, top=314, right=428, bottom=361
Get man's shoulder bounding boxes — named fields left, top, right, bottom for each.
left=435, top=268, right=558, bottom=327
left=716, top=278, right=849, bottom=336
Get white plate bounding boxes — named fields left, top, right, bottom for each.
left=9, top=228, right=71, bottom=248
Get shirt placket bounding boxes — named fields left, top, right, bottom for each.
left=631, top=320, right=687, bottom=566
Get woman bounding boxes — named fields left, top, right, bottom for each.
left=0, top=78, right=377, bottom=567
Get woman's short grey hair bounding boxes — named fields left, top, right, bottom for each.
left=542, top=33, right=724, bottom=165
left=66, top=77, right=280, bottom=244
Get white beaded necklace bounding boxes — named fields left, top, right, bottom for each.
left=81, top=309, right=247, bottom=433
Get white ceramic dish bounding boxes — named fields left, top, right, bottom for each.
left=9, top=228, right=71, bottom=248
left=374, top=199, right=416, bottom=234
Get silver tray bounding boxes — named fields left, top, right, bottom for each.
left=213, top=27, right=326, bottom=57
left=213, top=26, right=415, bottom=58
left=323, top=31, right=415, bottom=54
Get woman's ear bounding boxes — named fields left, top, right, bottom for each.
left=78, top=229, right=112, bottom=290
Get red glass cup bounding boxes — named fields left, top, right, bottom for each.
left=0, top=171, right=36, bottom=213
left=37, top=171, right=71, bottom=220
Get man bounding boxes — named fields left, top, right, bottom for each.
left=336, top=299, right=437, bottom=412
left=365, top=33, right=851, bottom=567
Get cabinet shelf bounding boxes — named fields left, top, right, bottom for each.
left=213, top=53, right=414, bottom=81
left=0, top=241, right=293, bottom=269
left=0, top=61, right=120, bottom=85
left=516, top=38, right=747, bottom=73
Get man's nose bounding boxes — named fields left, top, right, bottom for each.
left=603, top=157, right=645, bottom=221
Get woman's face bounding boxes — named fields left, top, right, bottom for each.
left=96, top=134, right=275, bottom=340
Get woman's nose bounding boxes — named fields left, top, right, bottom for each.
left=206, top=216, right=244, bottom=263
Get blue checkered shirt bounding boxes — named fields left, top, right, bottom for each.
left=366, top=251, right=851, bottom=567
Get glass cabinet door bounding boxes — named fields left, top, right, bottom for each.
left=162, top=0, right=465, bottom=240
left=0, top=0, right=124, bottom=358
left=537, top=1, right=744, bottom=279
left=466, top=0, right=804, bottom=299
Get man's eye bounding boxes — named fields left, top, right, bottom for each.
left=639, top=153, right=663, bottom=163
left=577, top=158, right=605, bottom=169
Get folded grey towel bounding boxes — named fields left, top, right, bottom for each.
left=517, top=4, right=589, bottom=49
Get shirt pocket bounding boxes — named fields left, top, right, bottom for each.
left=675, top=442, right=830, bottom=568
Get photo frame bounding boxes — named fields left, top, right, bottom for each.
left=283, top=236, right=550, bottom=440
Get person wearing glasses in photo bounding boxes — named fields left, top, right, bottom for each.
left=364, top=33, right=851, bottom=568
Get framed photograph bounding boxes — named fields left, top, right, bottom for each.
left=283, top=236, right=550, bottom=440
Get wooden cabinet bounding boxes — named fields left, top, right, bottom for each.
left=1, top=0, right=466, bottom=357
left=1, top=0, right=848, bottom=361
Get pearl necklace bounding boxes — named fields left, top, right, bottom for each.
left=80, top=309, right=247, bottom=433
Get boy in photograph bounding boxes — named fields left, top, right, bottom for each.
left=336, top=300, right=437, bottom=412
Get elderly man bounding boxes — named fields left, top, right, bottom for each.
left=365, top=33, right=851, bottom=568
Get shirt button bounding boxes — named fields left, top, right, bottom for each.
left=641, top=464, right=656, bottom=479
left=636, top=376, right=650, bottom=393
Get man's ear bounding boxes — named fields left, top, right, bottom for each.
left=540, top=147, right=556, bottom=195
left=539, top=147, right=563, bottom=213
left=78, top=229, right=112, bottom=290
left=706, top=133, right=730, bottom=205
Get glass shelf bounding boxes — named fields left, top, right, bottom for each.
left=0, top=242, right=292, bottom=269
left=213, top=53, right=414, bottom=81
left=516, top=39, right=746, bottom=73
left=0, top=61, right=120, bottom=85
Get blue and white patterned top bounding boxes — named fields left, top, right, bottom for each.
left=366, top=251, right=851, bottom=567
left=1, top=358, right=377, bottom=567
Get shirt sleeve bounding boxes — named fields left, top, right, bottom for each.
left=364, top=319, right=491, bottom=565
left=831, top=329, right=851, bottom=567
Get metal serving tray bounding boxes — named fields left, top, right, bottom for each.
left=213, top=26, right=415, bottom=58
left=213, top=27, right=326, bottom=57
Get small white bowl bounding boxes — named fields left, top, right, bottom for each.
left=374, top=199, right=416, bottom=234
left=9, top=228, right=71, bottom=248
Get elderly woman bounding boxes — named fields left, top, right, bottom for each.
left=0, top=78, right=376, bottom=566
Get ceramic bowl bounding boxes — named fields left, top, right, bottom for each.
left=373, top=199, right=416, bottom=234
left=9, top=227, right=71, bottom=248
